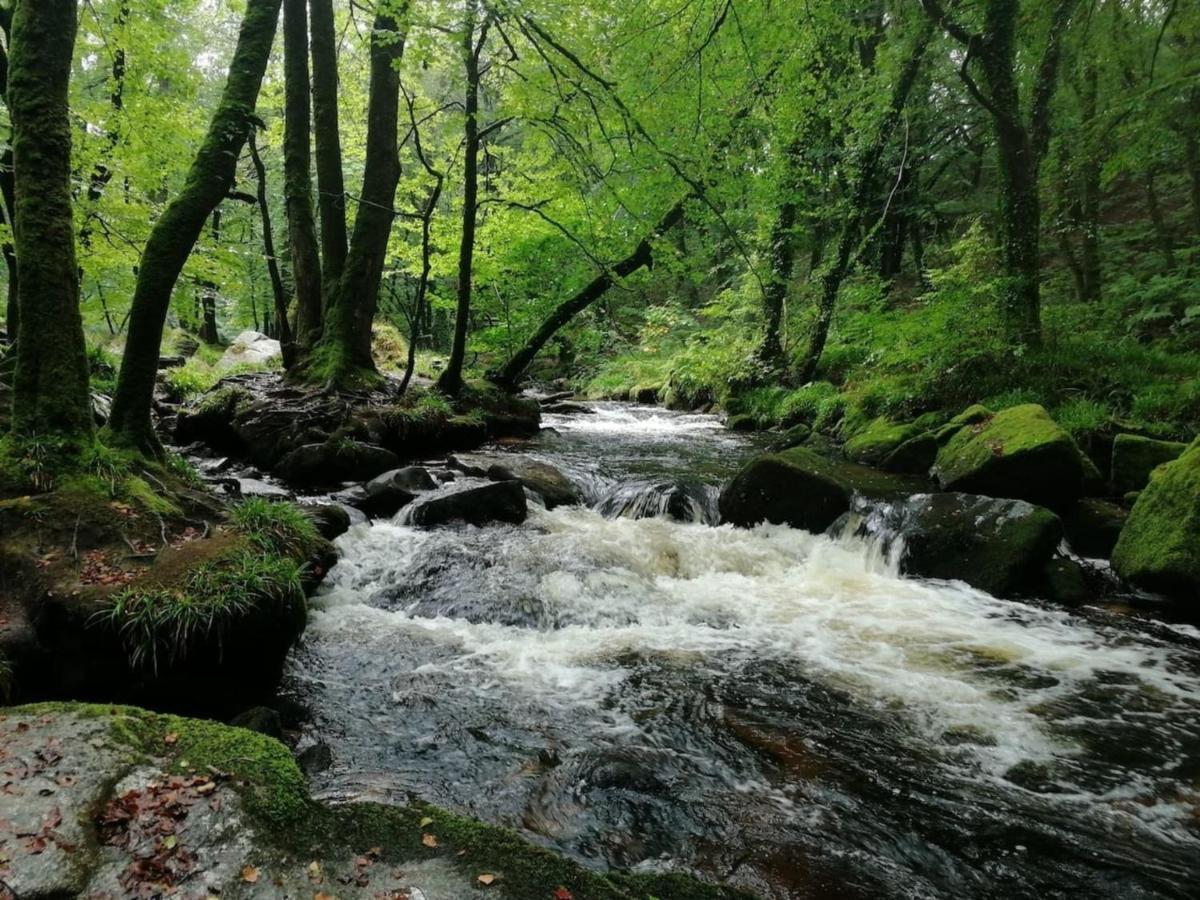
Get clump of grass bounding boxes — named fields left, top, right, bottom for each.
left=100, top=550, right=304, bottom=672
left=229, top=497, right=321, bottom=558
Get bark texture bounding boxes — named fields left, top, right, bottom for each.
left=249, top=133, right=293, bottom=358
left=309, top=0, right=347, bottom=292
left=106, top=0, right=282, bottom=454
left=8, top=0, right=93, bottom=438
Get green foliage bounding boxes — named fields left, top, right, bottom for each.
left=229, top=497, right=322, bottom=558
left=100, top=549, right=304, bottom=672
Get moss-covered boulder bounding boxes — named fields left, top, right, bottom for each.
left=1110, top=433, right=1188, bottom=495
left=719, top=447, right=919, bottom=533
left=768, top=422, right=812, bottom=452
left=0, top=704, right=747, bottom=900
left=274, top=439, right=400, bottom=486
left=932, top=404, right=1084, bottom=509
left=931, top=404, right=993, bottom=445
left=843, top=417, right=922, bottom=467
left=882, top=432, right=940, bottom=475
left=1112, top=439, right=1200, bottom=598
left=849, top=492, right=1063, bottom=598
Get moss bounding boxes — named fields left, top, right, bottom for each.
left=932, top=403, right=1083, bottom=508
left=293, top=338, right=384, bottom=391
left=1110, top=433, right=1188, bottom=494
left=1112, top=439, right=1200, bottom=598
left=842, top=416, right=921, bottom=466
left=197, top=384, right=252, bottom=418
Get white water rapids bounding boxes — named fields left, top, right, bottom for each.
left=288, top=404, right=1200, bottom=899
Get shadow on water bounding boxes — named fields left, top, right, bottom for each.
left=285, top=403, right=1200, bottom=899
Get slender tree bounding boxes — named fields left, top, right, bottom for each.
left=920, top=0, right=1077, bottom=348
left=106, top=0, right=282, bottom=455
left=306, top=5, right=408, bottom=387
left=7, top=0, right=93, bottom=440
left=437, top=0, right=490, bottom=397
left=0, top=6, right=18, bottom=342
left=309, top=0, right=347, bottom=297
left=283, top=0, right=323, bottom=355
left=248, top=132, right=293, bottom=356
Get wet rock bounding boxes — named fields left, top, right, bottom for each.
left=768, top=423, right=812, bottom=452
left=450, top=453, right=580, bottom=509
left=274, top=440, right=400, bottom=486
left=1112, top=438, right=1200, bottom=599
left=157, top=355, right=187, bottom=369
left=297, top=741, right=334, bottom=776
left=542, top=401, right=593, bottom=415
left=725, top=413, right=762, bottom=432
left=358, top=466, right=438, bottom=517
left=596, top=479, right=716, bottom=523
left=856, top=493, right=1064, bottom=598
left=633, top=385, right=659, bottom=404
left=1038, top=557, right=1091, bottom=606
left=407, top=480, right=528, bottom=527
left=1063, top=498, right=1128, bottom=558
left=932, top=404, right=1085, bottom=509
left=304, top=503, right=353, bottom=541
left=882, top=431, right=940, bottom=475
left=719, top=446, right=918, bottom=533
left=1110, top=433, right=1188, bottom=495
left=230, top=705, right=284, bottom=740
left=218, top=329, right=281, bottom=368
left=234, top=477, right=292, bottom=500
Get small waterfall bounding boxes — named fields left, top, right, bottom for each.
left=829, top=495, right=909, bottom=575
left=592, top=479, right=720, bottom=524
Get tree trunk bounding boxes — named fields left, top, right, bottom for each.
left=309, top=0, right=347, bottom=293
left=756, top=196, right=797, bottom=369
left=992, top=119, right=1043, bottom=343
left=490, top=200, right=686, bottom=392
left=797, top=23, right=931, bottom=382
left=0, top=8, right=18, bottom=343
left=283, top=0, right=323, bottom=355
left=1146, top=167, right=1176, bottom=270
left=248, top=132, right=293, bottom=359
left=7, top=0, right=93, bottom=439
left=309, top=8, right=407, bottom=387
left=1185, top=133, right=1200, bottom=238
left=1077, top=63, right=1101, bottom=302
left=437, top=0, right=486, bottom=398
left=106, top=0, right=281, bottom=455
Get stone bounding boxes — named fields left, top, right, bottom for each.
left=932, top=404, right=1085, bottom=509
left=230, top=705, right=284, bottom=740
left=1110, top=433, right=1188, bottom=495
left=719, top=446, right=919, bottom=533
left=358, top=466, right=438, bottom=517
left=1038, top=557, right=1091, bottom=606
left=297, top=742, right=334, bottom=776
left=449, top=453, right=580, bottom=509
left=725, top=414, right=761, bottom=433
left=881, top=431, right=940, bottom=475
left=843, top=417, right=922, bottom=467
left=274, top=440, right=400, bottom=486
left=303, top=503, right=353, bottom=541
left=1112, top=438, right=1200, bottom=599
left=768, top=423, right=812, bottom=452
left=218, top=329, right=282, bottom=368
left=406, top=481, right=528, bottom=528
left=1062, top=498, right=1128, bottom=559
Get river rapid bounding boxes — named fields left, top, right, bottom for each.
left=285, top=403, right=1200, bottom=899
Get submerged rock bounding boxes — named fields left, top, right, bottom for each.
left=1112, top=438, right=1200, bottom=599
left=719, top=446, right=918, bottom=533
left=932, top=404, right=1084, bottom=509
left=1110, top=433, right=1188, bottom=495
left=406, top=480, right=528, bottom=527
left=848, top=493, right=1063, bottom=598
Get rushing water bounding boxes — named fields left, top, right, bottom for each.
left=286, top=403, right=1200, bottom=899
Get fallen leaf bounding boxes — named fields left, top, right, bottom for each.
left=164, top=733, right=179, bottom=745
left=551, top=888, right=574, bottom=900
left=420, top=833, right=438, bottom=848
left=477, top=873, right=497, bottom=886
left=418, top=816, right=434, bottom=828
left=163, top=835, right=177, bottom=850
left=241, top=865, right=260, bottom=883
left=307, top=860, right=323, bottom=883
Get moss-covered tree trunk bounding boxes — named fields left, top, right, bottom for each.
left=283, top=0, right=323, bottom=357
left=7, top=0, right=93, bottom=439
left=105, top=0, right=282, bottom=455
left=0, top=6, right=19, bottom=343
left=309, top=0, right=347, bottom=296
left=436, top=0, right=487, bottom=398
left=248, top=132, right=294, bottom=359
left=308, top=8, right=407, bottom=387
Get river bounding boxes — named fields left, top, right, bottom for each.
left=285, top=403, right=1200, bottom=899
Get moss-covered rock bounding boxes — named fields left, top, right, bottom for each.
left=1112, top=438, right=1200, bottom=599
left=932, top=404, right=1084, bottom=509
left=842, top=417, right=922, bottom=467
left=719, top=447, right=919, bottom=533
left=1063, top=498, right=1128, bottom=559
left=273, top=438, right=400, bottom=486
left=768, top=422, right=812, bottom=452
left=1109, top=433, right=1188, bottom=495
left=0, top=704, right=748, bottom=900
left=882, top=431, right=940, bottom=475
left=725, top=413, right=762, bottom=432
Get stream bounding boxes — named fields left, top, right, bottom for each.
left=285, top=403, right=1200, bottom=899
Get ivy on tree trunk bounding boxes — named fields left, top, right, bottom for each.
left=105, top=0, right=282, bottom=455
left=8, top=0, right=93, bottom=440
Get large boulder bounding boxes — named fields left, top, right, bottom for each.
left=1110, top=433, right=1188, bottom=495
left=1062, top=498, right=1128, bottom=559
left=449, top=452, right=580, bottom=509
left=932, top=404, right=1084, bottom=509
left=843, top=417, right=922, bottom=467
left=218, top=329, right=281, bottom=369
left=1112, top=438, right=1200, bottom=598
left=849, top=492, right=1064, bottom=598
left=719, top=446, right=919, bottom=533
left=273, top=440, right=399, bottom=486
left=406, top=480, right=528, bottom=527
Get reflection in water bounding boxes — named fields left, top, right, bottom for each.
left=287, top=403, right=1200, bottom=899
